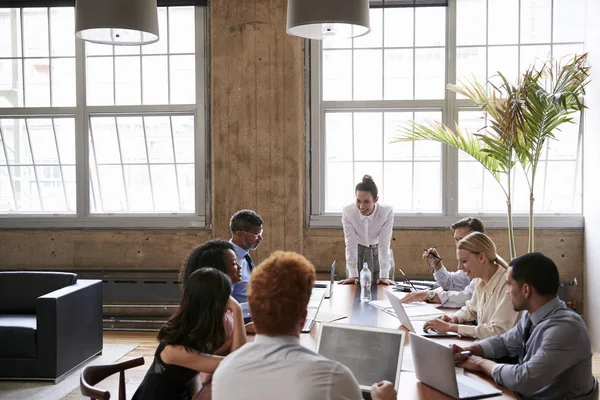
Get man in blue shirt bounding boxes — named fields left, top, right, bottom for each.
left=229, top=209, right=263, bottom=303
left=452, top=252, right=595, bottom=400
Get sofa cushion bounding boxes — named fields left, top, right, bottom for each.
left=0, top=315, right=37, bottom=358
left=0, top=271, right=77, bottom=313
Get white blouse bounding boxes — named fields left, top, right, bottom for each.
left=341, top=203, right=394, bottom=279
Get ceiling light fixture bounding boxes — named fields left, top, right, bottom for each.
left=75, top=0, right=159, bottom=46
left=286, top=0, right=370, bottom=40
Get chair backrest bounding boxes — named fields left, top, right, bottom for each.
left=80, top=356, right=145, bottom=400
left=0, top=271, right=77, bottom=313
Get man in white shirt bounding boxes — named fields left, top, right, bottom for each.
left=340, top=175, right=395, bottom=285
left=212, top=251, right=397, bottom=400
left=229, top=209, right=263, bottom=303
left=402, top=217, right=484, bottom=308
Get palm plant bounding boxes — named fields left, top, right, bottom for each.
left=394, top=54, right=589, bottom=259
left=517, top=54, right=589, bottom=252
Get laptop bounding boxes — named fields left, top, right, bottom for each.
left=314, top=260, right=336, bottom=299
left=410, top=333, right=501, bottom=399
left=316, top=322, right=405, bottom=394
left=302, top=284, right=326, bottom=333
left=384, top=290, right=459, bottom=338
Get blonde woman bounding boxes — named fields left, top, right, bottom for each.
left=423, top=232, right=521, bottom=339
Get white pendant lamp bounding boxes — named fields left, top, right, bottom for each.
left=75, top=0, right=159, bottom=46
left=287, top=0, right=370, bottom=40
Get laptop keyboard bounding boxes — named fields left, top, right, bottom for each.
left=457, top=381, right=484, bottom=398
left=301, top=318, right=315, bottom=333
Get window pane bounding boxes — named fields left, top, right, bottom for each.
left=520, top=0, right=551, bottom=44
left=323, top=50, right=352, bottom=101
left=384, top=8, right=413, bottom=48
left=169, top=7, right=195, bottom=54
left=384, top=49, right=413, bottom=100
left=86, top=57, right=114, bottom=105
left=172, top=116, right=195, bottom=163
left=353, top=49, right=382, bottom=100
left=488, top=46, right=518, bottom=86
left=9, top=165, right=41, bottom=211
left=24, top=58, right=50, bottom=107
left=150, top=164, right=179, bottom=211
left=383, top=162, right=412, bottom=211
left=177, top=164, right=195, bottom=212
left=456, top=47, right=486, bottom=85
left=116, top=117, right=148, bottom=164
left=488, top=0, right=518, bottom=45
left=415, top=7, right=445, bottom=47
left=142, top=55, right=168, bottom=105
left=115, top=56, right=141, bottom=105
left=326, top=113, right=353, bottom=162
left=413, top=162, right=441, bottom=211
left=50, top=8, right=74, bottom=57
left=145, top=116, right=175, bottom=163
left=520, top=45, right=550, bottom=73
left=0, top=9, right=22, bottom=58
left=0, top=166, right=16, bottom=211
left=51, top=57, right=75, bottom=106
left=0, top=59, right=23, bottom=107
left=124, top=165, right=153, bottom=211
left=553, top=0, right=585, bottom=43
left=169, top=55, right=195, bottom=104
left=325, top=161, right=353, bottom=212
left=354, top=113, right=382, bottom=161
left=23, top=8, right=48, bottom=58
left=456, top=0, right=486, bottom=46
left=28, top=119, right=59, bottom=164
left=415, top=48, right=445, bottom=99
left=384, top=112, right=413, bottom=161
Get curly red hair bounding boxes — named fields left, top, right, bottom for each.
left=248, top=251, right=316, bottom=335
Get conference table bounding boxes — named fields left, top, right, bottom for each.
left=299, top=283, right=516, bottom=400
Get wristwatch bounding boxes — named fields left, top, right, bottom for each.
left=426, top=290, right=436, bottom=302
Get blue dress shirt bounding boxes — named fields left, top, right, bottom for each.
left=230, top=240, right=252, bottom=303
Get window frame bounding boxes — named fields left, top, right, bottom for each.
left=0, top=6, right=209, bottom=228
left=308, top=0, right=584, bottom=229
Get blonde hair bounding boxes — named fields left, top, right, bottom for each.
left=457, top=232, right=508, bottom=269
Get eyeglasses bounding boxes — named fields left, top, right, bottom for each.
left=241, top=229, right=263, bottom=239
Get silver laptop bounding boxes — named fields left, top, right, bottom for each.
left=316, top=322, right=405, bottom=393
left=314, top=260, right=335, bottom=299
left=385, top=290, right=459, bottom=338
left=410, top=333, right=501, bottom=399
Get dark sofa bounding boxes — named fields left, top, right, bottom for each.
left=0, top=271, right=103, bottom=382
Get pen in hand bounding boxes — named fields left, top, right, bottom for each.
left=424, top=246, right=442, bottom=260
left=459, top=351, right=472, bottom=356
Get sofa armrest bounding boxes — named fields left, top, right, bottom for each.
left=36, top=279, right=103, bottom=377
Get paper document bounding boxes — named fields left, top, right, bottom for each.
left=404, top=305, right=445, bottom=317
left=315, top=311, right=347, bottom=323
left=369, top=299, right=392, bottom=310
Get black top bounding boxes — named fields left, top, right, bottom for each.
left=132, top=342, right=199, bottom=400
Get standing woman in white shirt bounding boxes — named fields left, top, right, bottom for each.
left=339, top=175, right=396, bottom=286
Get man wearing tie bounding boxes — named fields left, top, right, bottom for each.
left=452, top=252, right=595, bottom=399
left=229, top=209, right=264, bottom=303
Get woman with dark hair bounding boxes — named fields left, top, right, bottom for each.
left=132, top=268, right=246, bottom=400
left=339, top=175, right=395, bottom=286
left=179, top=239, right=242, bottom=288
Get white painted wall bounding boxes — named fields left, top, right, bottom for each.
left=584, top=0, right=600, bottom=349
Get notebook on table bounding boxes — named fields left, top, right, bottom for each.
left=410, top=333, right=501, bottom=399
left=316, top=322, right=405, bottom=394
left=384, top=290, right=459, bottom=338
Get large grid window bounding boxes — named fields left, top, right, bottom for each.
left=315, top=6, right=447, bottom=214
left=0, top=6, right=207, bottom=227
left=311, top=0, right=585, bottom=226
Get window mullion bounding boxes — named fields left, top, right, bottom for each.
left=75, top=37, right=90, bottom=217
left=444, top=0, right=459, bottom=217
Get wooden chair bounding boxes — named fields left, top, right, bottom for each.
left=80, top=356, right=145, bottom=400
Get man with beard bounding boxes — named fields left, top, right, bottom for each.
left=451, top=252, right=595, bottom=399
left=229, top=209, right=264, bottom=303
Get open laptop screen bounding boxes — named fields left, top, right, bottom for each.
left=316, top=323, right=405, bottom=391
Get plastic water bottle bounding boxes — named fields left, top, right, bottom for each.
left=360, top=261, right=372, bottom=303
